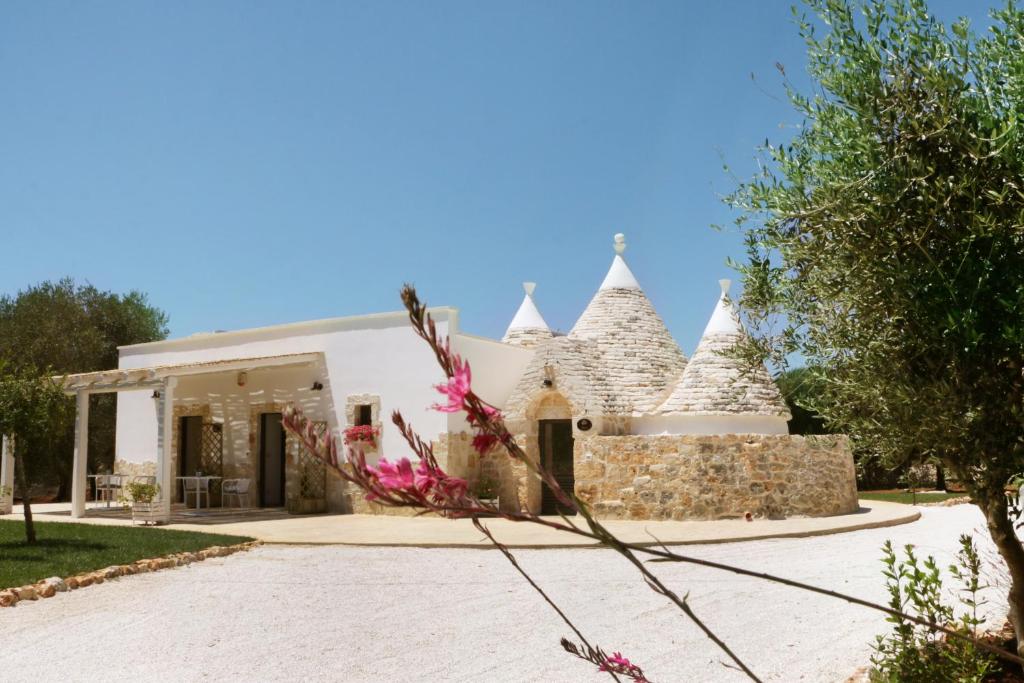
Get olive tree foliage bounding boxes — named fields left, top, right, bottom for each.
left=727, top=0, right=1024, bottom=649
left=0, top=363, right=71, bottom=543
left=0, top=279, right=168, bottom=496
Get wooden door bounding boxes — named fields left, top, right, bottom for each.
left=539, top=419, right=574, bottom=515
left=259, top=413, right=286, bottom=507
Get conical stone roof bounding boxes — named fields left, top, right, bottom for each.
left=656, top=279, right=790, bottom=417
left=502, top=282, right=554, bottom=348
left=568, top=234, right=687, bottom=415
left=503, top=336, right=610, bottom=420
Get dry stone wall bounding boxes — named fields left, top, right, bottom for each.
left=574, top=434, right=857, bottom=520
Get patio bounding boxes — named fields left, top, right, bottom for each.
left=0, top=352, right=337, bottom=525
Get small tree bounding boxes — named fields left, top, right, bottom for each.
left=0, top=363, right=71, bottom=544
left=728, top=0, right=1024, bottom=652
left=0, top=279, right=168, bottom=496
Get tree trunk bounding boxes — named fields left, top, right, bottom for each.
left=978, top=488, right=1024, bottom=656
left=13, top=452, right=35, bottom=545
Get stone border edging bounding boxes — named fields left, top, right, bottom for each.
left=0, top=540, right=260, bottom=607
left=251, top=506, right=921, bottom=549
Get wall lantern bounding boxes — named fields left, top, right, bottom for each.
left=576, top=418, right=593, bottom=431
left=151, top=390, right=161, bottom=399
left=542, top=364, right=556, bottom=388
left=311, top=381, right=324, bottom=391
left=237, top=371, right=248, bottom=387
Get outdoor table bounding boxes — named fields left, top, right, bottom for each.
left=175, top=476, right=221, bottom=510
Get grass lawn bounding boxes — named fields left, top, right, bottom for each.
left=858, top=490, right=965, bottom=505
left=0, top=519, right=252, bottom=589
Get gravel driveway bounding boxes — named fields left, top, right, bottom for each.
left=0, top=506, right=1005, bottom=682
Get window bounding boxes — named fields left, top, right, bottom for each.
left=356, top=404, right=373, bottom=427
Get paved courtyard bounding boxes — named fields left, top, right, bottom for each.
left=0, top=505, right=1005, bottom=682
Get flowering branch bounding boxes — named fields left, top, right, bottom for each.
left=281, top=284, right=1024, bottom=679
left=561, top=640, right=650, bottom=683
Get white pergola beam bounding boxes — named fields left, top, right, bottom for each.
left=70, top=391, right=89, bottom=518
left=155, top=377, right=176, bottom=523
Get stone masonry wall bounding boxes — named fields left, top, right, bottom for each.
left=574, top=434, right=858, bottom=520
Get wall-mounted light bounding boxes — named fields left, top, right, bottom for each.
left=542, top=364, right=556, bottom=388
left=151, top=390, right=161, bottom=399
left=311, top=381, right=324, bottom=391
left=237, top=371, right=248, bottom=387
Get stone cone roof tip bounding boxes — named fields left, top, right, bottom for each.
left=502, top=282, right=554, bottom=348
left=568, top=233, right=688, bottom=415
left=656, top=279, right=791, bottom=418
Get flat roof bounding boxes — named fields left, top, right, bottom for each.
left=119, top=306, right=460, bottom=353
left=61, top=352, right=323, bottom=394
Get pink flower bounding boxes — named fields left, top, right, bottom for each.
left=432, top=355, right=472, bottom=413
left=414, top=459, right=440, bottom=492
left=599, top=652, right=646, bottom=679
left=369, top=458, right=416, bottom=491
left=472, top=432, right=498, bottom=454
left=433, top=474, right=468, bottom=502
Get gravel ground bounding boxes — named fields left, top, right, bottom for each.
left=0, top=506, right=1006, bottom=682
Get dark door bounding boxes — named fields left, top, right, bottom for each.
left=179, top=416, right=203, bottom=502
left=539, top=419, right=574, bottom=515
left=259, top=413, right=286, bottom=507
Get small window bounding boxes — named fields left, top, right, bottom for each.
left=356, top=404, right=373, bottom=427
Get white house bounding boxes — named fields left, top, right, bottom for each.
left=0, top=233, right=856, bottom=523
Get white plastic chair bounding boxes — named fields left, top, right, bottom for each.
left=221, top=478, right=252, bottom=508
left=183, top=477, right=210, bottom=509
left=96, top=474, right=125, bottom=507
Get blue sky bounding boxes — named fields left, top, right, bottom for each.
left=0, top=1, right=991, bottom=354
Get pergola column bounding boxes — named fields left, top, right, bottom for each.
left=155, top=377, right=177, bottom=522
left=70, top=391, right=90, bottom=518
left=0, top=435, right=14, bottom=515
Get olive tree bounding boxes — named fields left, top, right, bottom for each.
left=0, top=364, right=71, bottom=544
left=0, top=279, right=168, bottom=496
left=729, top=0, right=1024, bottom=650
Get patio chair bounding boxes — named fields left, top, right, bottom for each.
left=222, top=478, right=252, bottom=508
left=183, top=477, right=211, bottom=509
left=96, top=474, right=125, bottom=507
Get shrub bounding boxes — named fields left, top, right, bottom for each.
left=123, top=481, right=159, bottom=505
left=870, top=535, right=998, bottom=682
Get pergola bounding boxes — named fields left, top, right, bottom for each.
left=24, top=352, right=324, bottom=523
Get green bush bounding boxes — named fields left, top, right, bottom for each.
left=871, top=535, right=997, bottom=682
left=123, top=481, right=159, bottom=504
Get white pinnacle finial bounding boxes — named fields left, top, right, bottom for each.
left=719, top=278, right=731, bottom=295
left=614, top=233, right=626, bottom=255
left=523, top=282, right=536, bottom=297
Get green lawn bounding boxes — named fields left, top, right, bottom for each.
left=858, top=490, right=965, bottom=505
left=0, top=519, right=252, bottom=589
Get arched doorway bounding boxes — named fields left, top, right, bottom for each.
left=534, top=393, right=574, bottom=515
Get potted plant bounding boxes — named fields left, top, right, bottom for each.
left=343, top=425, right=379, bottom=449
left=124, top=481, right=162, bottom=525
left=473, top=477, right=499, bottom=510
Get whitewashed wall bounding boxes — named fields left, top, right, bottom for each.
left=116, top=310, right=456, bottom=469
left=446, top=332, right=534, bottom=434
